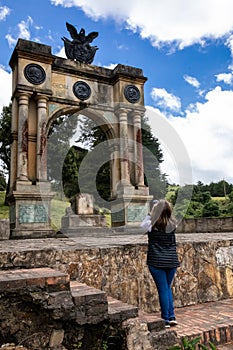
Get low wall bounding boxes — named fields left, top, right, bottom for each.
left=1, top=216, right=233, bottom=240
left=177, top=216, right=233, bottom=233
left=0, top=234, right=233, bottom=313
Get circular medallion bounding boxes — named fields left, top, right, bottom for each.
left=124, top=85, right=141, bottom=103
left=24, top=64, right=46, bottom=85
left=73, top=81, right=91, bottom=101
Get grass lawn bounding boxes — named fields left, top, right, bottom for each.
left=0, top=192, right=9, bottom=219
left=51, top=198, right=69, bottom=231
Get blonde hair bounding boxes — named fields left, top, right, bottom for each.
left=150, top=199, right=176, bottom=232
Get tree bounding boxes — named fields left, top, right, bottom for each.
left=202, top=200, right=220, bottom=217
left=141, top=116, right=167, bottom=199
left=228, top=191, right=233, bottom=202
left=62, top=145, right=87, bottom=198
left=208, top=180, right=232, bottom=197
left=0, top=171, right=6, bottom=191
left=0, top=103, right=12, bottom=203
left=76, top=114, right=167, bottom=204
left=75, top=116, right=112, bottom=206
left=47, top=113, right=78, bottom=196
left=0, top=104, right=11, bottom=175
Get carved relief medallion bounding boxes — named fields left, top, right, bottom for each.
left=73, top=81, right=91, bottom=100
left=24, top=64, right=46, bottom=85
left=124, top=85, right=141, bottom=103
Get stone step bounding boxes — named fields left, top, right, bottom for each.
left=70, top=281, right=139, bottom=324
left=107, top=296, right=138, bottom=322
left=70, top=280, right=108, bottom=324
left=138, top=310, right=166, bottom=332
left=150, top=328, right=178, bottom=350
left=0, top=267, right=70, bottom=293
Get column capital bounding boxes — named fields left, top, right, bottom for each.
left=17, top=92, right=32, bottom=105
left=35, top=93, right=49, bottom=102
left=129, top=109, right=145, bottom=118
left=114, top=106, right=130, bottom=116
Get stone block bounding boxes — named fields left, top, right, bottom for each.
left=49, top=329, right=64, bottom=347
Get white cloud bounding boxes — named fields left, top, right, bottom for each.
left=51, top=0, right=233, bottom=49
left=54, top=46, right=66, bottom=58
left=0, top=67, right=12, bottom=112
left=147, top=86, right=233, bottom=184
left=0, top=5, right=10, bottom=21
left=6, top=16, right=33, bottom=48
left=184, top=75, right=200, bottom=88
left=151, top=88, right=181, bottom=112
left=226, top=34, right=233, bottom=58
left=103, top=63, right=117, bottom=69
left=216, top=72, right=233, bottom=85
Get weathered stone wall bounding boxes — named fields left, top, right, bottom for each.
left=0, top=235, right=233, bottom=314
left=0, top=219, right=10, bottom=240
left=177, top=216, right=233, bottom=233
left=61, top=240, right=233, bottom=313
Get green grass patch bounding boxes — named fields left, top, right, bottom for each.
left=212, top=196, right=228, bottom=201
left=51, top=198, right=69, bottom=231
left=0, top=192, right=9, bottom=219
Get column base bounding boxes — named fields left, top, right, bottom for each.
left=10, top=228, right=56, bottom=239
left=111, top=190, right=153, bottom=228
left=8, top=181, right=55, bottom=240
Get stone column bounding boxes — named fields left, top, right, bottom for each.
left=36, top=95, right=48, bottom=181
left=110, top=142, right=120, bottom=197
left=118, top=108, right=131, bottom=186
left=10, top=99, right=19, bottom=189
left=17, top=92, right=31, bottom=180
left=133, top=112, right=144, bottom=186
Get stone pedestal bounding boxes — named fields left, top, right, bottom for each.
left=60, top=194, right=108, bottom=236
left=111, top=185, right=152, bottom=227
left=8, top=181, right=55, bottom=239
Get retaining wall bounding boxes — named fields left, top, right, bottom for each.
left=0, top=233, right=233, bottom=313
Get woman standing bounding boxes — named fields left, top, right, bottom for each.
left=141, top=199, right=180, bottom=328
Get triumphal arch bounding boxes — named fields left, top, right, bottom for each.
left=8, top=35, right=152, bottom=239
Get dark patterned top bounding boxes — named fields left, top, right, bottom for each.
left=147, top=228, right=180, bottom=269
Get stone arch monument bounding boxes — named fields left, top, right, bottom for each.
left=8, top=38, right=152, bottom=239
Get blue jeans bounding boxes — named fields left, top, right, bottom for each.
left=148, top=265, right=177, bottom=322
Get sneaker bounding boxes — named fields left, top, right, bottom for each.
left=169, top=317, right=178, bottom=326
left=165, top=321, right=171, bottom=328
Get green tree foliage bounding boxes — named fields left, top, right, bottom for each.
left=75, top=115, right=167, bottom=205
left=47, top=114, right=78, bottom=195
left=75, top=116, right=112, bottom=206
left=228, top=191, right=233, bottom=202
left=0, top=171, right=6, bottom=191
left=0, top=104, right=11, bottom=176
left=141, top=116, right=167, bottom=199
left=170, top=183, right=222, bottom=218
left=0, top=103, right=12, bottom=202
left=202, top=200, right=220, bottom=217
left=208, top=180, right=232, bottom=197
left=62, top=146, right=87, bottom=198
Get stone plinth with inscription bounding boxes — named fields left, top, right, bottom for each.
left=7, top=182, right=55, bottom=239
left=60, top=193, right=108, bottom=236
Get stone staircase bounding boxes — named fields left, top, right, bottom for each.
left=0, top=267, right=140, bottom=325
left=1, top=267, right=233, bottom=349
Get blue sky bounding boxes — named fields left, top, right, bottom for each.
left=1, top=0, right=233, bottom=185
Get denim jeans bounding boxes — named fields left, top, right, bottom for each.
left=148, top=265, right=177, bottom=322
